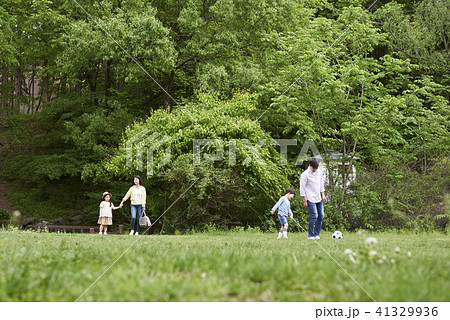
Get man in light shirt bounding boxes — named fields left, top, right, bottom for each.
left=300, top=158, right=327, bottom=239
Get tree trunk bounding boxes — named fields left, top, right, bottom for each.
left=27, top=68, right=35, bottom=114
left=163, top=71, right=175, bottom=111
left=1, top=65, right=8, bottom=117
left=104, top=59, right=112, bottom=109
left=75, top=71, right=82, bottom=94
left=118, top=77, right=125, bottom=92
left=88, top=65, right=100, bottom=107
left=2, top=65, right=8, bottom=86
left=42, top=58, right=50, bottom=105
left=14, top=66, right=22, bottom=114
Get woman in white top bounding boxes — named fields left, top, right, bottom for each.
left=119, top=175, right=147, bottom=235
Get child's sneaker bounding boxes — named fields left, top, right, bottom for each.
left=99, top=232, right=102, bottom=234
left=314, top=236, right=320, bottom=239
left=129, top=230, right=134, bottom=235
left=307, top=236, right=315, bottom=239
left=135, top=232, right=139, bottom=236
left=104, top=232, right=107, bottom=235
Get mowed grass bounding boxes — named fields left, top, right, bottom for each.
left=0, top=230, right=448, bottom=301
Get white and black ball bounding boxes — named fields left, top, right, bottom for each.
left=332, top=231, right=343, bottom=239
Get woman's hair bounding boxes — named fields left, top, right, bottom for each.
left=133, top=175, right=143, bottom=186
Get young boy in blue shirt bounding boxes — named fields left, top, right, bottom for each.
left=271, top=188, right=296, bottom=239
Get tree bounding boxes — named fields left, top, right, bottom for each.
left=0, top=0, right=67, bottom=116
left=375, top=0, right=450, bottom=99
left=108, top=92, right=290, bottom=231
left=255, top=2, right=450, bottom=227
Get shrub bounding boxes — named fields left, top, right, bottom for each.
left=108, top=92, right=291, bottom=231
left=0, top=208, right=9, bottom=220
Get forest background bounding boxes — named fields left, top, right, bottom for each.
left=0, top=0, right=448, bottom=233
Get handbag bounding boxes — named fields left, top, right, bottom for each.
left=139, top=210, right=152, bottom=228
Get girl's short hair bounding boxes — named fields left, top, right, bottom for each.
left=285, top=188, right=296, bottom=195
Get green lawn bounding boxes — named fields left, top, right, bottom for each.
left=0, top=230, right=448, bottom=301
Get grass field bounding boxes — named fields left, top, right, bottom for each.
left=0, top=230, right=448, bottom=302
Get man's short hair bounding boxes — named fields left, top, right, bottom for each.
left=285, top=188, right=296, bottom=195
left=310, top=158, right=319, bottom=169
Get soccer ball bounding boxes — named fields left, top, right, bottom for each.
left=332, top=231, right=343, bottom=239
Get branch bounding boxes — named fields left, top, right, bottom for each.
left=176, top=54, right=198, bottom=69
left=386, top=41, right=430, bottom=61
left=384, top=15, right=430, bottom=61
left=360, top=52, right=366, bottom=109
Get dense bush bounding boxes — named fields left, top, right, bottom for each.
left=0, top=208, right=9, bottom=220
left=331, top=158, right=450, bottom=232
left=109, top=92, right=291, bottom=232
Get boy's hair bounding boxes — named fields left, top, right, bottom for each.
left=285, top=188, right=296, bottom=195
left=310, top=158, right=319, bottom=169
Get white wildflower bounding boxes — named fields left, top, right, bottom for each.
left=365, top=237, right=378, bottom=245
left=395, top=247, right=400, bottom=253
left=407, top=251, right=412, bottom=257
left=369, top=250, right=377, bottom=256
left=391, top=259, right=396, bottom=263
left=344, top=249, right=353, bottom=255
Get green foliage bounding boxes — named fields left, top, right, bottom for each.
left=0, top=5, right=16, bottom=66
left=0, top=105, right=135, bottom=220
left=109, top=92, right=290, bottom=231
left=254, top=1, right=449, bottom=231
left=0, top=0, right=448, bottom=233
left=346, top=158, right=450, bottom=231
left=0, top=208, right=9, bottom=220
left=0, top=0, right=67, bottom=117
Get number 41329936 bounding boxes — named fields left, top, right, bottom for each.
left=376, top=307, right=438, bottom=317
